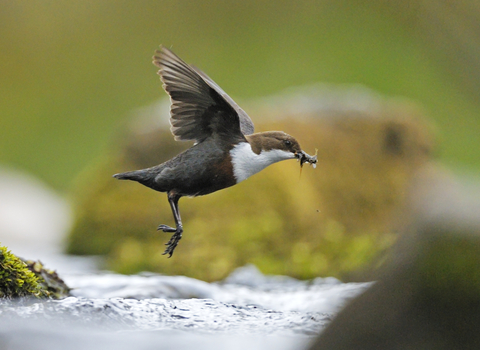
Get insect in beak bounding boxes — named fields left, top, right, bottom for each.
left=295, top=149, right=318, bottom=169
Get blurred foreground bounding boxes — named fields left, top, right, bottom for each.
left=309, top=162, right=480, bottom=349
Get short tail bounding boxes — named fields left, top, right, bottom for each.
left=112, top=169, right=150, bottom=183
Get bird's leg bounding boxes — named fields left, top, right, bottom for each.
left=158, top=192, right=183, bottom=257
left=157, top=192, right=180, bottom=233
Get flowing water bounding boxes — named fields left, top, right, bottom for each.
left=0, top=263, right=371, bottom=350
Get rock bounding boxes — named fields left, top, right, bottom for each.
left=23, top=259, right=71, bottom=299
left=308, top=168, right=480, bottom=350
left=67, top=85, right=436, bottom=281
left=0, top=167, right=71, bottom=257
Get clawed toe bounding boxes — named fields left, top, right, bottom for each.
left=157, top=224, right=176, bottom=232
left=162, top=230, right=183, bottom=258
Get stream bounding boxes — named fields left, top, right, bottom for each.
left=0, top=262, right=370, bottom=350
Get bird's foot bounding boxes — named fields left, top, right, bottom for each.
left=157, top=224, right=176, bottom=232
left=162, top=229, right=183, bottom=258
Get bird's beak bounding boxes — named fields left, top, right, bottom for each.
left=295, top=150, right=317, bottom=168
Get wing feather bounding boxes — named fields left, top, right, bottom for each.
left=153, top=47, right=254, bottom=142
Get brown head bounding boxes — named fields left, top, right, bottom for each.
left=246, top=131, right=302, bottom=156
left=245, top=131, right=317, bottom=166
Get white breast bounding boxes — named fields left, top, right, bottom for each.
left=230, top=142, right=296, bottom=183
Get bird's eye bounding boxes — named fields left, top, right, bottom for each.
left=284, top=140, right=291, bottom=146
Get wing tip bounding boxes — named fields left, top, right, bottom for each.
left=152, top=45, right=173, bottom=68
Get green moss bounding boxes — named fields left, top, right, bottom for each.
left=0, top=245, right=47, bottom=298
left=0, top=244, right=70, bottom=299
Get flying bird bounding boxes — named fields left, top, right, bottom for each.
left=113, top=47, right=317, bottom=257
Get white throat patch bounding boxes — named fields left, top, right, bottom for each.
left=230, top=142, right=296, bottom=183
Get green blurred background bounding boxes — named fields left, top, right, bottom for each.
left=1, top=0, right=479, bottom=192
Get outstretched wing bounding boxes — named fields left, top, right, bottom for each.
left=153, top=47, right=255, bottom=143
left=191, top=66, right=255, bottom=136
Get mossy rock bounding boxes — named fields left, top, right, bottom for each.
left=67, top=87, right=436, bottom=281
left=0, top=244, right=69, bottom=299
left=23, top=259, right=71, bottom=299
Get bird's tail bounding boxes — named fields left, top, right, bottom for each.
left=112, top=169, right=151, bottom=183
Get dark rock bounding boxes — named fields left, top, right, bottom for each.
left=308, top=168, right=480, bottom=350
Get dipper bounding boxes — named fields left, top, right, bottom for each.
left=113, top=47, right=317, bottom=257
